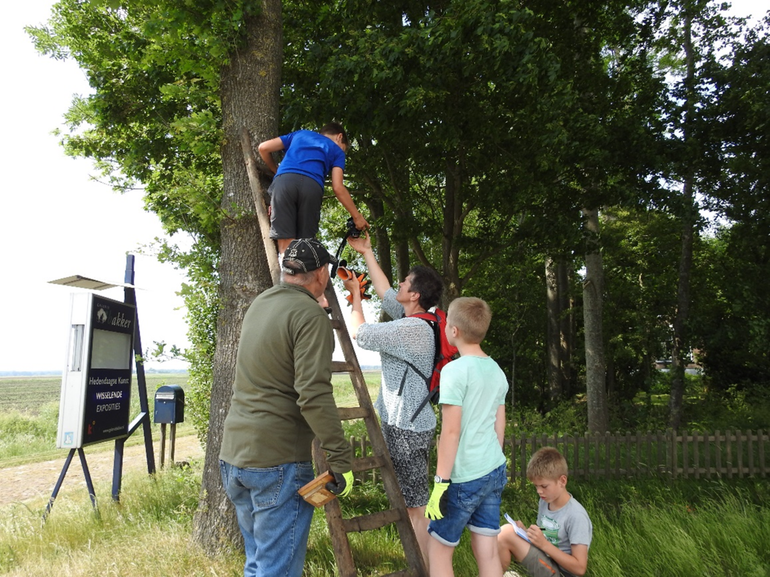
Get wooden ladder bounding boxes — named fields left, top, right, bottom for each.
left=241, top=128, right=427, bottom=576
left=313, top=280, right=428, bottom=577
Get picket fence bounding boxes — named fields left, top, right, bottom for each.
left=348, top=429, right=769, bottom=486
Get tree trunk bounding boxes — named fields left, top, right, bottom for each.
left=192, top=2, right=282, bottom=554
left=545, top=256, right=562, bottom=402
left=582, top=207, right=609, bottom=434
left=669, top=10, right=696, bottom=431
left=557, top=259, right=573, bottom=397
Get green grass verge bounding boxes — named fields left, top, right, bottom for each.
left=1, top=458, right=768, bottom=577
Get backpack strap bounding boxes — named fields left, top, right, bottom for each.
left=397, top=358, right=429, bottom=397
left=396, top=312, right=442, bottom=422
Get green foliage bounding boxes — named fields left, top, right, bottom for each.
left=690, top=228, right=770, bottom=392
left=155, top=243, right=219, bottom=443
left=27, top=0, right=770, bottom=450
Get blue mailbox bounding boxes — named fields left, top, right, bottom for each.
left=153, top=385, right=185, bottom=424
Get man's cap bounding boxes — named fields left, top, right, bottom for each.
left=282, top=238, right=337, bottom=275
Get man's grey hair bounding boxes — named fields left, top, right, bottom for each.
left=281, top=263, right=316, bottom=286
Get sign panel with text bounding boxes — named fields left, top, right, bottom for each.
left=56, top=293, right=136, bottom=449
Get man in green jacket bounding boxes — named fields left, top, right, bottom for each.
left=219, top=238, right=353, bottom=577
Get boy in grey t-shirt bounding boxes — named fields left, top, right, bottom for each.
left=497, top=447, right=593, bottom=577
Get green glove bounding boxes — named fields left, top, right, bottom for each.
left=340, top=470, right=354, bottom=498
left=326, top=470, right=355, bottom=498
left=425, top=481, right=450, bottom=520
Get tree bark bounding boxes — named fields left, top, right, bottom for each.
left=669, top=10, right=696, bottom=431
left=557, top=259, right=573, bottom=397
left=545, top=256, right=562, bottom=402
left=582, top=208, right=609, bottom=434
left=192, top=1, right=282, bottom=554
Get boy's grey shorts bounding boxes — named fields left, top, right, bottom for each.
left=268, top=173, right=324, bottom=240
left=520, top=546, right=570, bottom=577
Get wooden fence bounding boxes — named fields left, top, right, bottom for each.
left=509, top=429, right=768, bottom=486
left=348, top=429, right=769, bottom=486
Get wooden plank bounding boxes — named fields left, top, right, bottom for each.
left=727, top=430, right=734, bottom=479
left=682, top=430, right=689, bottom=479
left=239, top=127, right=280, bottom=286
left=759, top=430, right=766, bottom=479
left=704, top=431, right=711, bottom=479
left=737, top=429, right=744, bottom=478
left=338, top=407, right=370, bottom=420
left=343, top=508, right=403, bottom=533
left=352, top=455, right=386, bottom=474
left=331, top=360, right=356, bottom=373
left=670, top=429, right=677, bottom=480
left=313, top=439, right=357, bottom=577
left=382, top=570, right=421, bottom=577
left=694, top=431, right=701, bottom=479
left=714, top=429, right=724, bottom=479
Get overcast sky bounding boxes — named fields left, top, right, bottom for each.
left=0, top=0, right=765, bottom=373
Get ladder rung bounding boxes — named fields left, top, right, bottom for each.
left=338, top=407, right=370, bottom=420
left=342, top=508, right=402, bottom=533
left=330, top=319, right=344, bottom=330
left=331, top=360, right=356, bottom=373
left=352, top=455, right=386, bottom=473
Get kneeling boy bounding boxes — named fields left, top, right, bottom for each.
left=498, top=447, right=593, bottom=577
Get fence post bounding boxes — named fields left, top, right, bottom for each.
left=670, top=429, right=678, bottom=480
left=714, top=429, right=724, bottom=479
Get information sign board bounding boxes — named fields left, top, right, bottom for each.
left=57, top=293, right=136, bottom=448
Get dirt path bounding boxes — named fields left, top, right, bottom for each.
left=0, top=435, right=203, bottom=506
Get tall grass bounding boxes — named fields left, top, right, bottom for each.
left=2, top=457, right=768, bottom=577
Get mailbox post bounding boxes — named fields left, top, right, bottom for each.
left=154, top=385, right=184, bottom=468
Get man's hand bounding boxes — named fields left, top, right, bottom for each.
left=425, top=482, right=450, bottom=520
left=326, top=470, right=354, bottom=498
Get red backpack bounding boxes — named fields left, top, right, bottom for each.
left=397, top=309, right=459, bottom=422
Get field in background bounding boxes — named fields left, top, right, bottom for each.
left=0, top=372, right=192, bottom=467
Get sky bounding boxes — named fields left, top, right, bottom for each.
left=0, top=0, right=765, bottom=373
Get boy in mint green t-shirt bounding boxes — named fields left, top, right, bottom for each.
left=426, top=297, right=509, bottom=577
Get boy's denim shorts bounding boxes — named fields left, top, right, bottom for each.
left=427, top=462, right=507, bottom=546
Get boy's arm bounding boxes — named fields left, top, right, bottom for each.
left=494, top=404, right=506, bottom=448
left=330, top=167, right=369, bottom=231
left=346, top=233, right=391, bottom=299
left=526, top=533, right=589, bottom=577
left=435, top=404, right=462, bottom=479
left=258, top=137, right=284, bottom=174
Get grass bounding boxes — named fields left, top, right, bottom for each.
left=3, top=371, right=770, bottom=575
left=1, top=458, right=767, bottom=576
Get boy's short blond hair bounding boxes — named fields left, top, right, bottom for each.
left=446, top=297, right=491, bottom=344
left=526, top=447, right=569, bottom=480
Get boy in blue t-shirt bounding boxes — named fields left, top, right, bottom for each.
left=258, top=122, right=368, bottom=256
left=426, top=296, right=509, bottom=577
